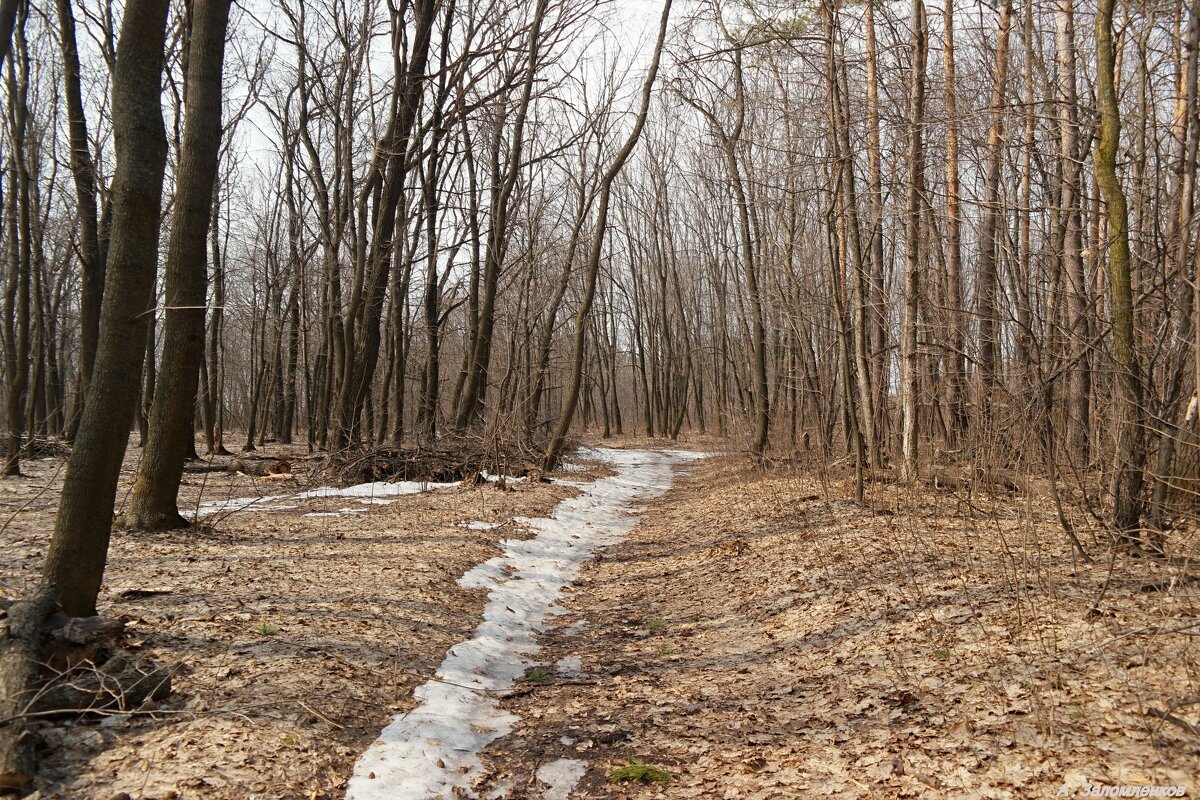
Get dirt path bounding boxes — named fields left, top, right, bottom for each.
left=344, top=448, right=707, bottom=800
left=476, top=456, right=1199, bottom=799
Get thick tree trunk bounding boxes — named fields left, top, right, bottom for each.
left=124, top=0, right=232, bottom=531
left=41, top=0, right=171, bottom=617
left=0, top=587, right=56, bottom=795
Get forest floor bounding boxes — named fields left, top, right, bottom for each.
left=2, top=441, right=1199, bottom=798
left=0, top=441, right=614, bottom=799
left=476, top=454, right=1200, bottom=799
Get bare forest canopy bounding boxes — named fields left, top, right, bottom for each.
left=1, top=0, right=1200, bottom=611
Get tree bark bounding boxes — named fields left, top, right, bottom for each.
left=942, top=0, right=966, bottom=446
left=977, top=0, right=1013, bottom=427
left=900, top=0, right=927, bottom=483
left=1057, top=0, right=1092, bottom=468
left=124, top=0, right=232, bottom=531
left=55, top=0, right=106, bottom=426
left=1095, top=0, right=1146, bottom=541
left=41, top=0, right=171, bottom=616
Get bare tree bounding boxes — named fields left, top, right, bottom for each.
left=1095, top=0, right=1146, bottom=542
left=42, top=0, right=172, bottom=616
left=900, top=0, right=927, bottom=482
left=543, top=0, right=673, bottom=469
left=124, top=0, right=234, bottom=531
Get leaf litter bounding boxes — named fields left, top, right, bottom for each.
left=475, top=455, right=1200, bottom=799
left=0, top=443, right=612, bottom=799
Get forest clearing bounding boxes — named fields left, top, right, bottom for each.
left=2, top=0, right=1200, bottom=795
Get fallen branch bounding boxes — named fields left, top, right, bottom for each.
left=1146, top=695, right=1200, bottom=737
left=1147, top=707, right=1200, bottom=737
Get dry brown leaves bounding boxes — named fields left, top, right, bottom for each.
left=1, top=443, right=590, bottom=799
left=477, top=456, right=1200, bottom=799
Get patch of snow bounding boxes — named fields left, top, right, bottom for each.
left=547, top=477, right=589, bottom=488
left=535, top=759, right=588, bottom=800
left=482, top=780, right=515, bottom=799
left=555, top=654, right=584, bottom=677
left=188, top=477, right=460, bottom=519
left=480, top=471, right=527, bottom=484
left=296, top=479, right=458, bottom=500
left=459, top=521, right=503, bottom=530
left=302, top=507, right=366, bottom=518
left=191, top=494, right=288, bottom=517
left=344, top=448, right=707, bottom=800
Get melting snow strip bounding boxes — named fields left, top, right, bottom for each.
left=344, top=448, right=708, bottom=800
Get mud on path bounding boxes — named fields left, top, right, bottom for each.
left=0, top=444, right=608, bottom=799
left=476, top=457, right=1199, bottom=799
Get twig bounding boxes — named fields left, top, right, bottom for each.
left=1146, top=695, right=1200, bottom=737
left=298, top=700, right=345, bottom=730
left=1146, top=708, right=1200, bottom=737
left=0, top=458, right=67, bottom=537
left=498, top=678, right=597, bottom=699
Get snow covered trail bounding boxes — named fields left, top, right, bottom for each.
left=344, top=448, right=708, bottom=800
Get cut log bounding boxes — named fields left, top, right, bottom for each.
left=181, top=463, right=232, bottom=474
left=226, top=458, right=289, bottom=477
left=42, top=613, right=125, bottom=672
left=928, top=467, right=970, bottom=490
left=974, top=466, right=1026, bottom=493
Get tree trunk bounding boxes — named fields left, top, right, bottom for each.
left=0, top=586, right=56, bottom=795
left=124, top=0, right=232, bottom=531
left=2, top=5, right=31, bottom=477
left=1057, top=0, right=1092, bottom=469
left=901, top=0, right=927, bottom=483
left=543, top=0, right=673, bottom=469
left=55, top=0, right=105, bottom=427
left=455, top=0, right=548, bottom=431
left=942, top=0, right=967, bottom=446
left=41, top=0, right=171, bottom=617
left=977, top=0, right=1013, bottom=428
left=1095, top=0, right=1146, bottom=541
